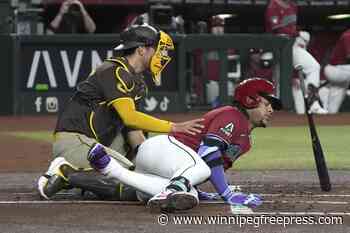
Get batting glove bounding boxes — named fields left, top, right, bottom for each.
left=223, top=192, right=263, bottom=208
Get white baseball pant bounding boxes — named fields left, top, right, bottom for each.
left=292, top=42, right=321, bottom=114
left=324, top=64, right=350, bottom=113
left=101, top=135, right=211, bottom=197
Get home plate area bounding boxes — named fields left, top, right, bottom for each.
left=1, top=183, right=349, bottom=215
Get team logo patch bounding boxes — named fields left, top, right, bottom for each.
left=220, top=122, right=234, bottom=136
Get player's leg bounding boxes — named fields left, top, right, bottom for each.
left=88, top=135, right=210, bottom=194
left=37, top=132, right=91, bottom=199
left=293, top=45, right=320, bottom=87
left=38, top=132, right=133, bottom=199
left=291, top=79, right=306, bottom=114
left=318, top=84, right=330, bottom=112
left=87, top=145, right=170, bottom=195
left=293, top=46, right=327, bottom=114
left=136, top=135, right=210, bottom=211
left=88, top=135, right=210, bottom=211
left=325, top=64, right=350, bottom=84
left=328, top=84, right=347, bottom=113
left=325, top=64, right=350, bottom=113
left=88, top=151, right=199, bottom=211
left=135, top=135, right=211, bottom=185
left=68, top=171, right=138, bottom=201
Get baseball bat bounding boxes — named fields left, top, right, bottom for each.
left=296, top=66, right=331, bottom=192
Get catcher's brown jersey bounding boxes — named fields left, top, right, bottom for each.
left=55, top=57, right=148, bottom=146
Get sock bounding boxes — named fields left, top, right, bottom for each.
left=100, top=158, right=123, bottom=177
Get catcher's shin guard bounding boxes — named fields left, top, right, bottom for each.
left=68, top=172, right=138, bottom=201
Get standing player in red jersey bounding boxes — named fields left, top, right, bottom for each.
left=88, top=78, right=283, bottom=212
left=265, top=0, right=327, bottom=114
left=324, top=29, right=350, bottom=113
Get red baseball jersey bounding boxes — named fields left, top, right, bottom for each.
left=171, top=106, right=252, bottom=167
left=265, top=0, right=298, bottom=37
left=329, top=29, right=350, bottom=65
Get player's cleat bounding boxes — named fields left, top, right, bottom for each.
left=37, top=157, right=77, bottom=200
left=147, top=190, right=199, bottom=212
left=309, top=101, right=328, bottom=114
left=87, top=143, right=111, bottom=170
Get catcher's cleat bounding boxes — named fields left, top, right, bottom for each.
left=147, top=190, right=199, bottom=212
left=37, top=157, right=77, bottom=200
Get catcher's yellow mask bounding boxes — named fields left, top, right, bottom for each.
left=149, top=31, right=174, bottom=86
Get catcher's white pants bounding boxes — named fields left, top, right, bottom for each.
left=102, top=135, right=210, bottom=197
left=324, top=64, right=350, bottom=113
left=292, top=43, right=321, bottom=114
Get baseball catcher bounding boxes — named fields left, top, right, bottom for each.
left=37, top=24, right=204, bottom=200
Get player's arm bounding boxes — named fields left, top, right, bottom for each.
left=111, top=97, right=172, bottom=133
left=102, top=64, right=203, bottom=134
left=111, top=98, right=203, bottom=134
left=198, top=136, right=261, bottom=207
left=197, top=135, right=236, bottom=202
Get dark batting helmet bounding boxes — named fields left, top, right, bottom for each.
left=114, top=24, right=174, bottom=86
left=234, top=78, right=282, bottom=110
left=114, top=24, right=160, bottom=51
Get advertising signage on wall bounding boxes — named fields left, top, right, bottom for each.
left=18, top=92, right=180, bottom=114
left=15, top=36, right=181, bottom=115
left=22, top=46, right=114, bottom=91
left=20, top=42, right=178, bottom=92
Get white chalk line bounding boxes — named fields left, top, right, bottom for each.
left=233, top=184, right=350, bottom=188
left=11, top=192, right=350, bottom=198
left=0, top=200, right=349, bottom=216
left=0, top=200, right=142, bottom=205
left=260, top=193, right=350, bottom=198
left=263, top=200, right=348, bottom=205
left=202, top=200, right=349, bottom=205
left=251, top=212, right=350, bottom=216
left=0, top=200, right=348, bottom=205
